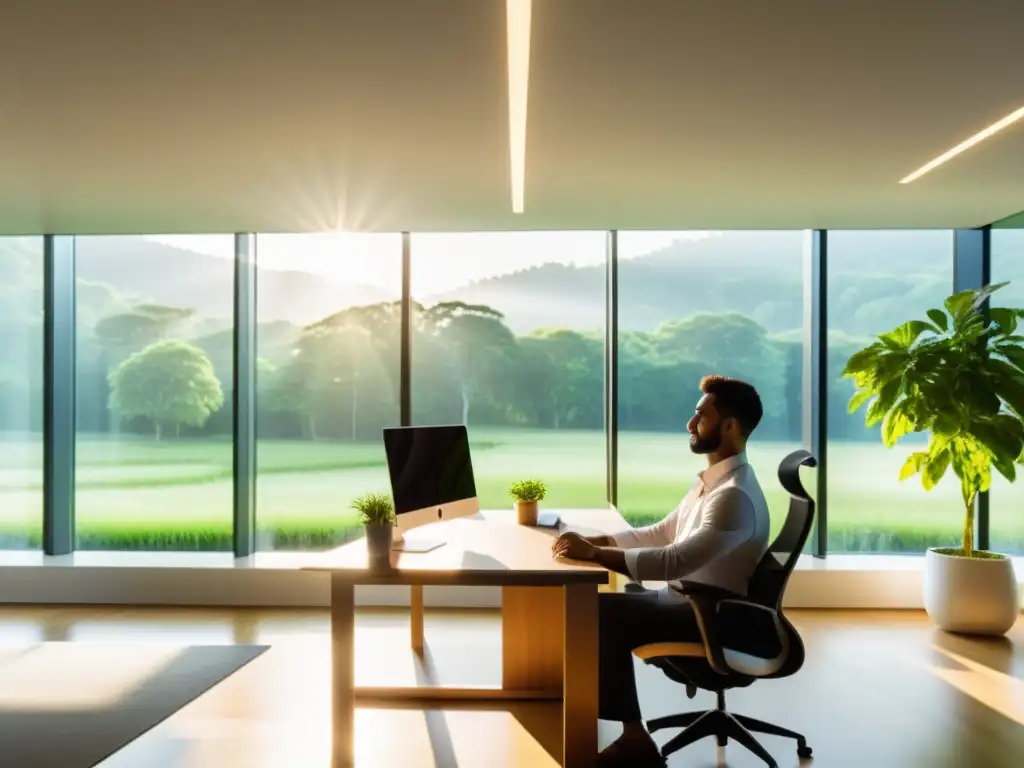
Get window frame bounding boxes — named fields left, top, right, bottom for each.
left=35, top=225, right=1000, bottom=558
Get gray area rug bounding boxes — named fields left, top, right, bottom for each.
left=0, top=643, right=268, bottom=768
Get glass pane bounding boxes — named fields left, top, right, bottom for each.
left=616, top=232, right=807, bottom=540
left=827, top=230, right=956, bottom=553
left=255, top=233, right=402, bottom=550
left=0, top=237, right=44, bottom=549
left=74, top=235, right=235, bottom=550
left=410, top=232, right=606, bottom=511
left=989, top=228, right=1024, bottom=556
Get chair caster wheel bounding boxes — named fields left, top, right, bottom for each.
left=797, top=745, right=813, bottom=758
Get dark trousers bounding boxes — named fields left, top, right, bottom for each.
left=598, top=587, right=703, bottom=723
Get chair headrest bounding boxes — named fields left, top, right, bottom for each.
left=778, top=450, right=816, bottom=499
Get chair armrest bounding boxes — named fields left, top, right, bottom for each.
left=676, top=580, right=743, bottom=602
left=676, top=584, right=787, bottom=676
left=683, top=590, right=731, bottom=674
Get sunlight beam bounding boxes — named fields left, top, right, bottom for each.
left=923, top=647, right=1024, bottom=726
left=899, top=105, right=1024, bottom=184
left=506, top=0, right=532, bottom=214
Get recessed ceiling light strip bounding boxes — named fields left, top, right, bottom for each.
left=507, top=0, right=532, bottom=213
left=900, top=105, right=1024, bottom=184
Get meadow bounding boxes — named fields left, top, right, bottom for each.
left=1, top=429, right=1021, bottom=554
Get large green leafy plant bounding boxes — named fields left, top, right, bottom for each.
left=843, top=283, right=1024, bottom=558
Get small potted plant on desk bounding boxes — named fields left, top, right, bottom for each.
left=509, top=479, right=547, bottom=526
left=353, top=492, right=396, bottom=569
left=843, top=282, right=1023, bottom=636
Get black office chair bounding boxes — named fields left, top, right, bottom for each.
left=632, top=449, right=817, bottom=768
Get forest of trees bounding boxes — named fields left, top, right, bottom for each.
left=2, top=230, right=1023, bottom=449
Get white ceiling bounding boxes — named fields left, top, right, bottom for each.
left=0, top=0, right=1022, bottom=234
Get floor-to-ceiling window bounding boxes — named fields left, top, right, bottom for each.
left=988, top=226, right=1024, bottom=556
left=826, top=230, right=957, bottom=553
left=0, top=237, right=44, bottom=549
left=74, top=235, right=235, bottom=550
left=21, top=225, right=1017, bottom=557
left=616, top=231, right=807, bottom=535
left=254, top=233, right=402, bottom=550
left=409, top=232, right=607, bottom=511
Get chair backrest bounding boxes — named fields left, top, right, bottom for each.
left=736, top=449, right=816, bottom=679
left=746, top=449, right=817, bottom=610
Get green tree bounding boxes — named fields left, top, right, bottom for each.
left=618, top=331, right=706, bottom=432
left=652, top=312, right=787, bottom=421
left=108, top=340, right=224, bottom=440
left=307, top=302, right=400, bottom=438
left=419, top=301, right=517, bottom=425
left=94, top=304, right=196, bottom=358
left=89, top=304, right=200, bottom=435
left=517, top=329, right=602, bottom=428
left=270, top=318, right=396, bottom=441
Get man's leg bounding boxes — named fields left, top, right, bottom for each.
left=597, top=590, right=700, bottom=763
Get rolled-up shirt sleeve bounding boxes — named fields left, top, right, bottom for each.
left=610, top=500, right=683, bottom=550
left=622, top=488, right=755, bottom=583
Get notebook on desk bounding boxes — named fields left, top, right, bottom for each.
left=536, top=512, right=561, bottom=528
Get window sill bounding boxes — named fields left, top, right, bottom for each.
left=797, top=553, right=1024, bottom=574
left=0, top=551, right=1021, bottom=610
left=0, top=550, right=323, bottom=570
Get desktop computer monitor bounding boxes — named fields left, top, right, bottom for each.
left=382, top=425, right=481, bottom=551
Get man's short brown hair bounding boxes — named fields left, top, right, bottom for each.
left=699, top=375, right=763, bottom=437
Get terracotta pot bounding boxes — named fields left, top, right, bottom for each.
left=515, top=500, right=539, bottom=526
left=923, top=547, right=1019, bottom=636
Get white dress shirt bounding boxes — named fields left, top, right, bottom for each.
left=611, top=452, right=770, bottom=600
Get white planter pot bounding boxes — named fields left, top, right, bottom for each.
left=923, top=548, right=1020, bottom=636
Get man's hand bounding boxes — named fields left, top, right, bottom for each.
left=551, top=531, right=598, bottom=561
left=553, top=532, right=633, bottom=577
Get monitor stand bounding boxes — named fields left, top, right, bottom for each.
left=389, top=499, right=480, bottom=552
left=391, top=529, right=445, bottom=553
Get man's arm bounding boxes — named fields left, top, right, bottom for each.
left=552, top=534, right=635, bottom=577
left=571, top=497, right=691, bottom=575
left=604, top=497, right=687, bottom=550
left=590, top=546, right=632, bottom=577
left=619, top=488, right=756, bottom=583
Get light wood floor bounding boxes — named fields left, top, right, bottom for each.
left=1, top=605, right=1022, bottom=767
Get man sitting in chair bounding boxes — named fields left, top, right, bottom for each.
left=552, top=375, right=771, bottom=766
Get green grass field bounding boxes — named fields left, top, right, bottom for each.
left=1, top=429, right=1022, bottom=553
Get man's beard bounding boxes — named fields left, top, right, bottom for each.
left=689, top=425, right=722, bottom=455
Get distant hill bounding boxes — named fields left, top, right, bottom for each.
left=32, top=229, right=1024, bottom=338
left=73, top=237, right=395, bottom=326
left=426, top=230, right=965, bottom=336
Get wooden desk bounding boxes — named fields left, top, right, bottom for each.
left=305, top=507, right=628, bottom=768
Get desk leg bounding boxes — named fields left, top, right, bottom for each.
left=410, top=585, right=424, bottom=654
left=563, top=583, right=599, bottom=767
left=331, top=576, right=355, bottom=768
left=502, top=586, right=563, bottom=695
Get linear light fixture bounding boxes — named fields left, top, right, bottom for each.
left=506, top=0, right=532, bottom=213
left=899, top=105, right=1024, bottom=184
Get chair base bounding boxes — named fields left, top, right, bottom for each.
left=647, top=694, right=811, bottom=768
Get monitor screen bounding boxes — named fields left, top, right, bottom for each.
left=382, top=425, right=478, bottom=515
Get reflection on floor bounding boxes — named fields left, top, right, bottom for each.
left=0, top=606, right=1021, bottom=767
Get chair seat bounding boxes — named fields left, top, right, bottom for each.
left=633, top=641, right=786, bottom=677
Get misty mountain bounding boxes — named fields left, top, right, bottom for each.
left=426, top=230, right=961, bottom=336
left=45, top=229, right=1022, bottom=339
left=73, top=237, right=396, bottom=327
